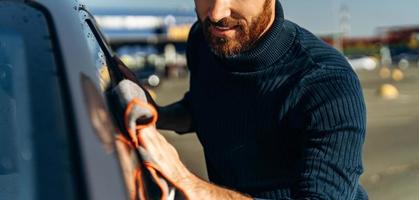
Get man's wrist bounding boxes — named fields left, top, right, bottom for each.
left=173, top=171, right=206, bottom=199
left=175, top=172, right=252, bottom=200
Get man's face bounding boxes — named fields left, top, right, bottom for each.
left=194, top=0, right=275, bottom=57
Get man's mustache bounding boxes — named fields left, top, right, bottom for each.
left=204, top=17, right=243, bottom=28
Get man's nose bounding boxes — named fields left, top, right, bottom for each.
left=208, top=0, right=231, bottom=22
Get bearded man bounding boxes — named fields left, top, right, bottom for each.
left=137, top=0, right=369, bottom=199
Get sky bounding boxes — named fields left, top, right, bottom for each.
left=82, top=0, right=419, bottom=37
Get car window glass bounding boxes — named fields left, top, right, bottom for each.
left=79, top=10, right=112, bottom=91
left=79, top=9, right=145, bottom=198
left=1, top=3, right=81, bottom=199
left=0, top=29, right=26, bottom=200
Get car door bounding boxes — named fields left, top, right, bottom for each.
left=0, top=1, right=83, bottom=200
left=77, top=6, right=163, bottom=200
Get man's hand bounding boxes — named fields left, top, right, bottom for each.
left=138, top=127, right=192, bottom=183
left=138, top=127, right=252, bottom=200
left=114, top=56, right=194, bottom=133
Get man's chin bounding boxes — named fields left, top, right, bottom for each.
left=210, top=45, right=240, bottom=58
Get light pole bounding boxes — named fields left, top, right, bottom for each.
left=337, top=2, right=350, bottom=52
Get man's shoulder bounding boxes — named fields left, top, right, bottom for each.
left=287, top=22, right=360, bottom=91
left=289, top=20, right=351, bottom=69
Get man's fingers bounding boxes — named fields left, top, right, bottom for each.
left=134, top=126, right=189, bottom=185
left=140, top=127, right=167, bottom=147
left=138, top=146, right=153, bottom=163
left=138, top=127, right=169, bottom=162
left=138, top=127, right=179, bottom=163
left=137, top=130, right=153, bottom=151
left=138, top=127, right=155, bottom=145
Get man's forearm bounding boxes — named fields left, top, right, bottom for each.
left=156, top=101, right=193, bottom=133
left=178, top=173, right=252, bottom=200
left=138, top=126, right=251, bottom=200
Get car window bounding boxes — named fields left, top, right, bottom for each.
left=78, top=9, right=166, bottom=200
left=79, top=10, right=112, bottom=91
left=78, top=8, right=145, bottom=199
left=0, top=2, right=78, bottom=200
left=0, top=29, right=26, bottom=200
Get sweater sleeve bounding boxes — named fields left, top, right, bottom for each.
left=291, top=68, right=367, bottom=200
left=171, top=21, right=202, bottom=134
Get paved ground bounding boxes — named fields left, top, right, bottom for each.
left=358, top=68, right=419, bottom=200
left=153, top=67, right=419, bottom=199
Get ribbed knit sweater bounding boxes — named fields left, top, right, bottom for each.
left=181, top=1, right=368, bottom=199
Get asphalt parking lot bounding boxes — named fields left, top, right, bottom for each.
left=154, top=67, right=419, bottom=200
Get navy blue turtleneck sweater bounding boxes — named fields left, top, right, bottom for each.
left=180, top=1, right=368, bottom=199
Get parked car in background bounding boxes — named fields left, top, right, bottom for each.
left=117, top=46, right=163, bottom=87
left=392, top=52, right=419, bottom=68
left=347, top=55, right=378, bottom=71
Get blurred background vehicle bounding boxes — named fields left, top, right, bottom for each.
left=392, top=52, right=419, bottom=69
left=347, top=55, right=379, bottom=71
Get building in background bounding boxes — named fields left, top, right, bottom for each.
left=320, top=25, right=419, bottom=68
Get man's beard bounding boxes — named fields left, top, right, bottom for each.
left=200, top=0, right=273, bottom=57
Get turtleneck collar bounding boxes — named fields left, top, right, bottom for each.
left=208, top=1, right=296, bottom=73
